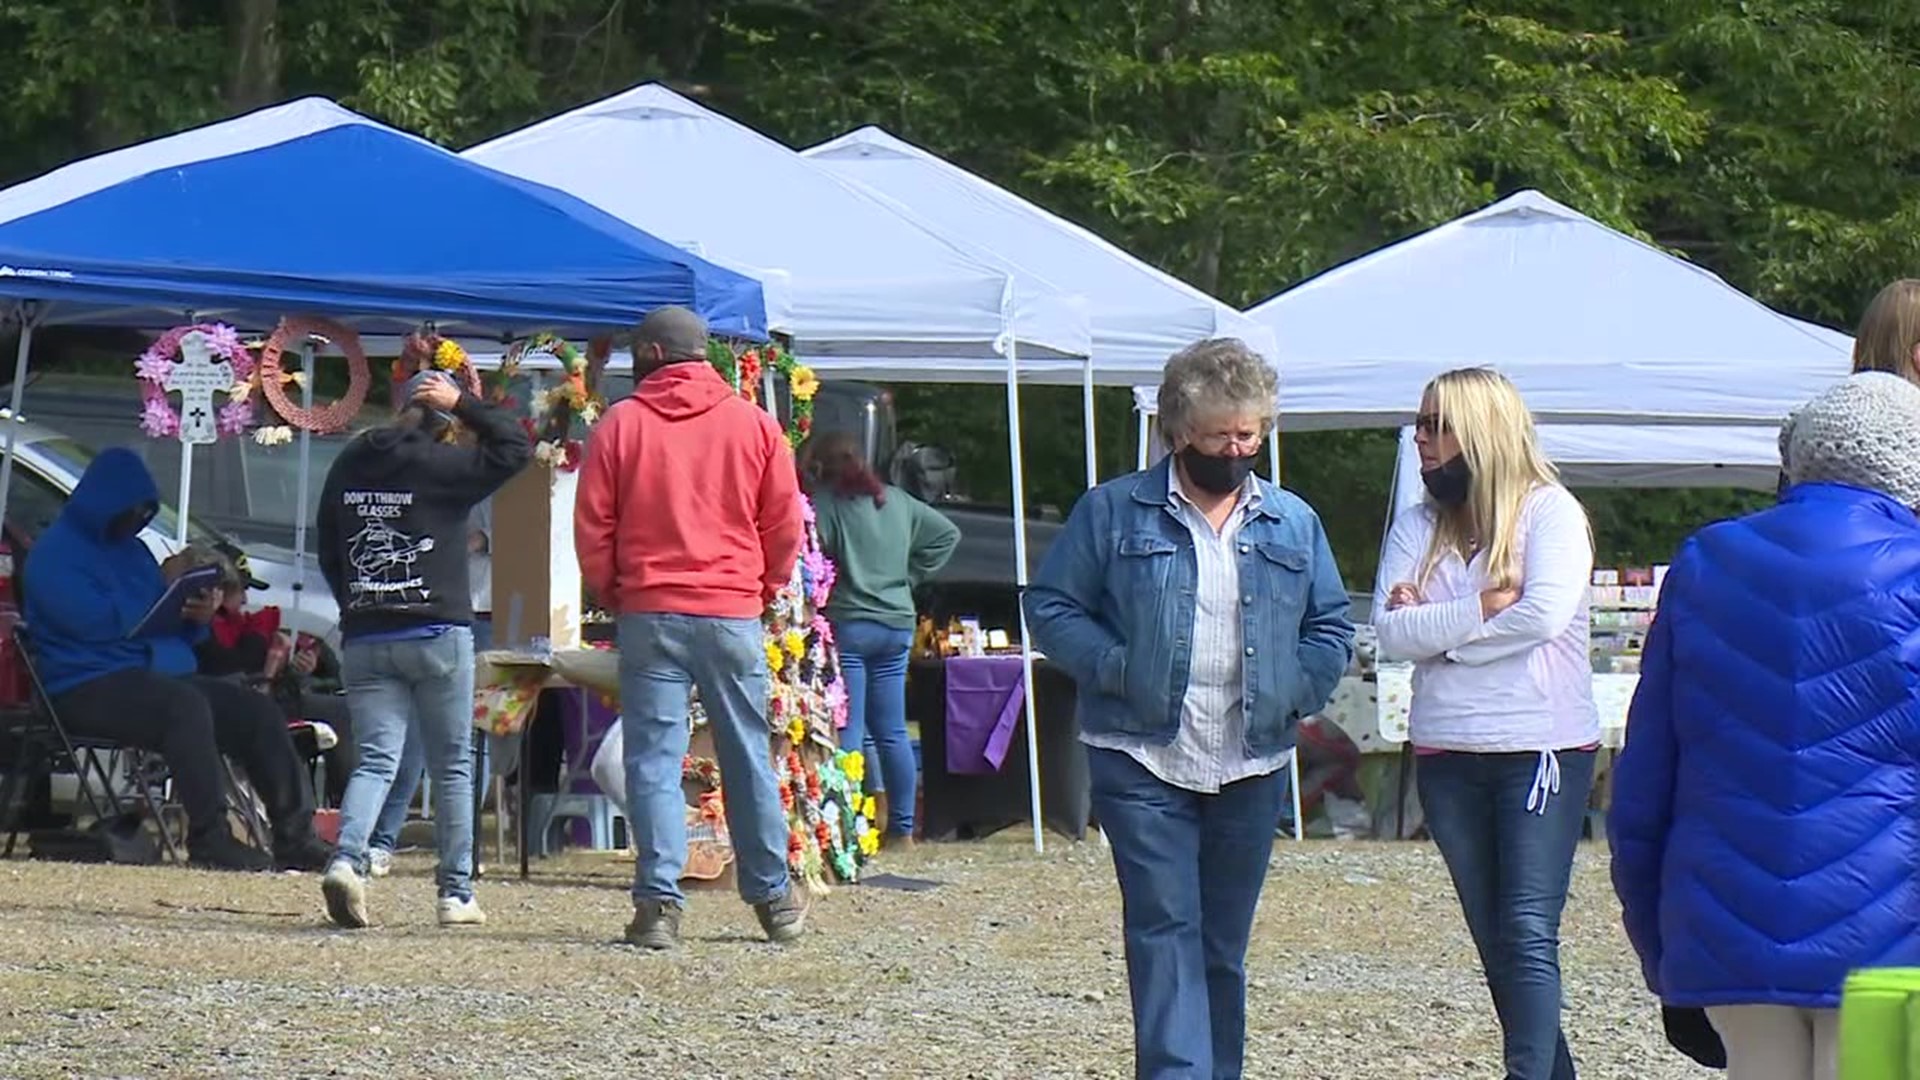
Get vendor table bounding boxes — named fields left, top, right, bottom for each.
left=906, top=654, right=1091, bottom=841
left=473, top=648, right=617, bottom=879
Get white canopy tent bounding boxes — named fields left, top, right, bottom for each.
left=464, top=83, right=1092, bottom=379
left=467, top=85, right=1112, bottom=852
left=1242, top=190, right=1852, bottom=428
left=803, top=125, right=1277, bottom=489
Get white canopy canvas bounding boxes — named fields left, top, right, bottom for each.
left=1244, top=190, right=1852, bottom=428
left=0, top=98, right=372, bottom=230
left=802, top=126, right=1277, bottom=376
left=465, top=84, right=1093, bottom=380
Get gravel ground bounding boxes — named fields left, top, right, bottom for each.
left=0, top=837, right=1712, bottom=1079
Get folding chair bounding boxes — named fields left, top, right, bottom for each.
left=3, top=625, right=269, bottom=862
left=0, top=623, right=173, bottom=858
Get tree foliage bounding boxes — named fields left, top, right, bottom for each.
left=0, top=0, right=1911, bottom=584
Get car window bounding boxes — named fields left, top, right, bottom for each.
left=8, top=464, right=69, bottom=540
left=23, top=436, right=218, bottom=545
left=242, top=437, right=351, bottom=533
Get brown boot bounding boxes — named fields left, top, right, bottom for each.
left=873, top=791, right=890, bottom=830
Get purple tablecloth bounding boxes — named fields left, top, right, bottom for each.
left=944, top=655, right=1026, bottom=775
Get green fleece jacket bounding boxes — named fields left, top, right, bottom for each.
left=813, top=485, right=960, bottom=630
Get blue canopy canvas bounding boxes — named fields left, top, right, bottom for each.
left=0, top=110, right=766, bottom=339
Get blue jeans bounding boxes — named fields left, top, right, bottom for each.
left=1088, top=746, right=1285, bottom=1080
left=370, top=617, right=492, bottom=854
left=334, top=628, right=476, bottom=899
left=1418, top=750, right=1597, bottom=1080
left=833, top=618, right=915, bottom=835
left=617, top=612, right=791, bottom=906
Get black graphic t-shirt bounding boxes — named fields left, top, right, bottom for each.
left=316, top=394, right=531, bottom=641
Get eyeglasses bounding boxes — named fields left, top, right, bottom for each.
left=1188, top=431, right=1265, bottom=454
left=1413, top=412, right=1449, bottom=437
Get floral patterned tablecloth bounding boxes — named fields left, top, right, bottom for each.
left=470, top=649, right=613, bottom=737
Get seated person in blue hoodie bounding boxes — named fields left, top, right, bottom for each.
left=22, top=448, right=330, bottom=872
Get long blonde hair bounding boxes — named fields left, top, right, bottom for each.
left=1417, top=368, right=1564, bottom=589
left=1853, top=279, right=1920, bottom=383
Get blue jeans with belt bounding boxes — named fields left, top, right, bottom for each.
left=1418, top=749, right=1597, bottom=1080
left=1088, top=746, right=1286, bottom=1080
left=832, top=618, right=915, bottom=836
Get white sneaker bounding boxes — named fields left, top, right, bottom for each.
left=321, top=860, right=370, bottom=929
left=368, top=847, right=393, bottom=879
left=437, top=895, right=486, bottom=927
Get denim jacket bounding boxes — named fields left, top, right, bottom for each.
left=1024, top=460, right=1354, bottom=756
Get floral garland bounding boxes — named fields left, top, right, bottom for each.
left=256, top=316, right=371, bottom=436
left=135, top=323, right=255, bottom=440
left=706, top=340, right=819, bottom=448
left=679, top=345, right=860, bottom=885
left=388, top=330, right=484, bottom=444
left=682, top=754, right=723, bottom=790
left=489, top=332, right=607, bottom=472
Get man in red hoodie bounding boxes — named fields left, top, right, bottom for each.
left=575, top=305, right=807, bottom=949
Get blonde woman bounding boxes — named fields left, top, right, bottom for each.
left=1372, top=368, right=1597, bottom=1080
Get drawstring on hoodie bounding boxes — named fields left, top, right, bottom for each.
left=1525, top=750, right=1561, bottom=816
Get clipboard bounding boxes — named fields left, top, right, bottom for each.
left=133, top=564, right=223, bottom=638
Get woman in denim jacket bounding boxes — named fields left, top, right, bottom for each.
left=1025, top=339, right=1354, bottom=1080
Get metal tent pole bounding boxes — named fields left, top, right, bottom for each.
left=1002, top=284, right=1045, bottom=854
left=0, top=307, right=38, bottom=524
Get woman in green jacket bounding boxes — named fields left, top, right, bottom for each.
left=803, top=432, right=959, bottom=844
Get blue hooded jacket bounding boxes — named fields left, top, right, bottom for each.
left=23, top=447, right=203, bottom=696
left=1609, top=483, right=1920, bottom=1009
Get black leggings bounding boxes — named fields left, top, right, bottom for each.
left=55, top=669, right=315, bottom=848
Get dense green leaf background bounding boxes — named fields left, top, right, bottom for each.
left=2, top=0, right=1904, bottom=584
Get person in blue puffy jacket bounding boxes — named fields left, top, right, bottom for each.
left=1610, top=371, right=1920, bottom=1080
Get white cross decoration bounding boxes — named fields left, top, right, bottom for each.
left=166, top=331, right=234, bottom=446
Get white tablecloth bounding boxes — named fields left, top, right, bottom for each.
left=1320, top=667, right=1634, bottom=751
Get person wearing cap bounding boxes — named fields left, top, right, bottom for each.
left=316, top=369, right=529, bottom=929
left=180, top=540, right=355, bottom=804
left=22, top=448, right=332, bottom=872
left=1610, top=371, right=1920, bottom=1080
left=574, top=305, right=807, bottom=949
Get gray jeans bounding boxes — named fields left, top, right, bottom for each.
left=335, top=628, right=476, bottom=899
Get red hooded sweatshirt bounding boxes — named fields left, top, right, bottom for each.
left=574, top=361, right=803, bottom=619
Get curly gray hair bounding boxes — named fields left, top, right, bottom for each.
left=1157, top=338, right=1279, bottom=447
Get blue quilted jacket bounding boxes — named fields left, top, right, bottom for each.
left=1609, top=483, right=1920, bottom=1009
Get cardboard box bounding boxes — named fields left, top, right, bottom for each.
left=488, top=466, right=582, bottom=650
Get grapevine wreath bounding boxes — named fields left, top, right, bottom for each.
left=256, top=316, right=371, bottom=434
left=394, top=328, right=485, bottom=400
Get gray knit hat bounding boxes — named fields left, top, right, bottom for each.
left=1781, top=371, right=1920, bottom=505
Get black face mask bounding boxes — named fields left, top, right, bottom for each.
left=104, top=504, right=156, bottom=543
left=1177, top=446, right=1257, bottom=496
left=1421, top=454, right=1472, bottom=507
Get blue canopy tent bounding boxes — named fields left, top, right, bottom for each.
left=0, top=98, right=769, bottom=613
left=0, top=115, right=767, bottom=339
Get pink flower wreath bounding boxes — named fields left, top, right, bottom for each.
left=136, top=322, right=255, bottom=439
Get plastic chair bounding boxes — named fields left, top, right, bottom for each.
left=527, top=792, right=626, bottom=855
